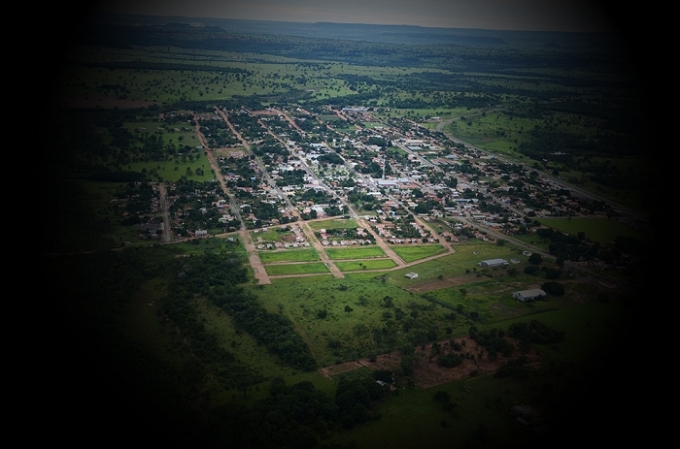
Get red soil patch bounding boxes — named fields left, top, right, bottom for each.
left=318, top=336, right=540, bottom=389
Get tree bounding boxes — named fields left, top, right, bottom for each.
left=541, top=281, right=565, bottom=296
left=344, top=305, right=353, bottom=313
left=529, top=253, right=543, bottom=265
left=524, top=265, right=540, bottom=275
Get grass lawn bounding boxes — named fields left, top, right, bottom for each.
left=259, top=249, right=321, bottom=263
left=308, top=218, right=358, bottom=230
left=265, top=263, right=330, bottom=276
left=325, top=246, right=387, bottom=260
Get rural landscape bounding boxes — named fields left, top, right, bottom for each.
left=46, top=10, right=656, bottom=449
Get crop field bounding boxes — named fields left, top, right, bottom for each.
left=259, top=249, right=321, bottom=263
left=390, top=244, right=447, bottom=263
left=325, top=246, right=387, bottom=260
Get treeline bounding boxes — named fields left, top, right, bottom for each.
left=168, top=254, right=317, bottom=371
left=80, top=22, right=630, bottom=75
left=73, top=59, right=252, bottom=75
left=208, top=371, right=389, bottom=448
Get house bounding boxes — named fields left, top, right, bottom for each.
left=513, top=289, right=546, bottom=302
left=478, top=258, right=508, bottom=267
left=405, top=272, right=419, bottom=279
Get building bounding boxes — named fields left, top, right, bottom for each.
left=478, top=258, right=509, bottom=267
left=405, top=272, right=419, bottom=279
left=513, top=289, right=546, bottom=302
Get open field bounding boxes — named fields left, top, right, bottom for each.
left=259, top=249, right=321, bottom=263
left=335, top=259, right=397, bottom=271
left=265, top=262, right=330, bottom=276
left=307, top=217, right=358, bottom=230
left=390, top=244, right=447, bottom=263
left=325, top=246, right=387, bottom=260
left=538, top=217, right=645, bottom=243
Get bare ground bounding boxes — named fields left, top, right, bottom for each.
left=318, top=336, right=540, bottom=389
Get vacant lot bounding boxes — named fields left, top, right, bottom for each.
left=265, top=263, right=330, bottom=276
left=325, top=246, right=387, bottom=260
left=335, top=259, right=397, bottom=271
left=390, top=244, right=447, bottom=263
left=259, top=249, right=321, bottom=263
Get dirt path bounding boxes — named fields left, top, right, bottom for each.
left=299, top=221, right=344, bottom=279
left=356, top=218, right=406, bottom=266
left=158, top=182, right=171, bottom=243
left=240, top=229, right=271, bottom=284
left=194, top=109, right=270, bottom=285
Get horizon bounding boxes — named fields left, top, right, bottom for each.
left=89, top=0, right=623, bottom=33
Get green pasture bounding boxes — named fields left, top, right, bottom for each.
left=173, top=236, right=245, bottom=256
left=425, top=278, right=560, bottom=323
left=335, top=259, right=397, bottom=271
left=325, top=246, right=387, bottom=260
left=387, top=242, right=529, bottom=287
left=390, top=244, right=447, bottom=263
left=265, top=263, right=330, bottom=276
left=326, top=374, right=530, bottom=449
left=269, top=274, right=335, bottom=285
left=126, top=155, right=215, bottom=182
left=538, top=217, right=645, bottom=244
left=248, top=278, right=457, bottom=367
left=259, top=249, right=320, bottom=263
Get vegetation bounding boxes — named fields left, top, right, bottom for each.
left=47, top=13, right=653, bottom=449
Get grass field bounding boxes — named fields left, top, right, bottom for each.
left=308, top=218, right=358, bottom=230
left=538, top=217, right=644, bottom=243
left=127, top=156, right=216, bottom=182
left=335, top=259, right=397, bottom=271
left=325, top=246, right=387, bottom=260
left=259, top=249, right=321, bottom=263
left=265, top=263, right=330, bottom=276
left=390, top=244, right=447, bottom=263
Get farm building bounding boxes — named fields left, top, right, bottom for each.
left=405, top=272, right=419, bottom=279
left=478, top=258, right=509, bottom=267
left=513, top=289, right=546, bottom=302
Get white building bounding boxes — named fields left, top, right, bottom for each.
left=512, top=289, right=546, bottom=302
left=478, top=258, right=508, bottom=267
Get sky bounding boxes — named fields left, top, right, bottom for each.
left=92, top=0, right=621, bottom=33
